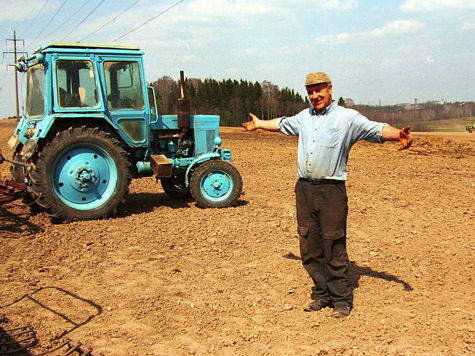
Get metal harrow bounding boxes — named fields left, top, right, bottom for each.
left=0, top=323, right=92, bottom=355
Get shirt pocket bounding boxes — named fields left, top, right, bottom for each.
left=319, top=128, right=340, bottom=148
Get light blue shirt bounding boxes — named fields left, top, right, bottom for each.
left=278, top=102, right=387, bottom=181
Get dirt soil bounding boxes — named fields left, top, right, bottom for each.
left=0, top=118, right=473, bottom=355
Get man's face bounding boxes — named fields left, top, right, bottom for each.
left=306, top=83, right=332, bottom=112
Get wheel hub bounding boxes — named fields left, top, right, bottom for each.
left=202, top=173, right=229, bottom=198
left=69, top=163, right=98, bottom=192
left=52, top=145, right=115, bottom=208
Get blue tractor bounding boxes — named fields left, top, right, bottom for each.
left=8, top=43, right=242, bottom=222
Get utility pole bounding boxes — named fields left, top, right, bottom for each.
left=3, top=30, right=27, bottom=121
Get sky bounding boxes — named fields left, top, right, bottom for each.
left=0, top=0, right=474, bottom=117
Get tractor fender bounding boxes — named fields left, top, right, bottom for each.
left=184, top=152, right=220, bottom=186
left=41, top=114, right=117, bottom=140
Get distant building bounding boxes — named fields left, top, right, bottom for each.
left=344, top=98, right=354, bottom=107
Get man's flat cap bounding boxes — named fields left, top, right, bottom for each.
left=305, top=72, right=331, bottom=86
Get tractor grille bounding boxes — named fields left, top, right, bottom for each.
left=206, top=130, right=215, bottom=152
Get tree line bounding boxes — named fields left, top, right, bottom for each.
left=352, top=101, right=475, bottom=130
left=149, top=76, right=474, bottom=128
left=149, top=76, right=308, bottom=126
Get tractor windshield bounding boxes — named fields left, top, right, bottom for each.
left=103, top=61, right=144, bottom=110
left=26, top=64, right=46, bottom=117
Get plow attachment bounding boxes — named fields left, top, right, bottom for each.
left=0, top=149, right=27, bottom=205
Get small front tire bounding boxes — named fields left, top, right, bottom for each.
left=190, top=160, right=242, bottom=208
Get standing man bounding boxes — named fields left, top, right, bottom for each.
left=242, top=72, right=412, bottom=318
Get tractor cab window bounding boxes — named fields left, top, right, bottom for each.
left=103, top=61, right=144, bottom=110
left=56, top=60, right=99, bottom=108
left=26, top=64, right=46, bottom=117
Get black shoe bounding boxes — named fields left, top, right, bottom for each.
left=332, top=304, right=351, bottom=318
left=304, top=299, right=330, bottom=312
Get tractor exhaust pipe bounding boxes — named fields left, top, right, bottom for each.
left=177, top=70, right=190, bottom=129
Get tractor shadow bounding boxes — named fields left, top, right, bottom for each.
left=119, top=192, right=193, bottom=216
left=282, top=253, right=413, bottom=292
left=0, top=205, right=43, bottom=238
left=120, top=192, right=248, bottom=216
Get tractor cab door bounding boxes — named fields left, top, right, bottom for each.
left=102, top=60, right=149, bottom=147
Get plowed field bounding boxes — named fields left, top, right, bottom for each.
left=0, top=118, right=473, bottom=355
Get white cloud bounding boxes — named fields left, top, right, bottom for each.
left=320, top=0, right=357, bottom=11
left=315, top=33, right=351, bottom=44
left=233, top=47, right=261, bottom=56
left=371, top=20, right=424, bottom=36
left=315, top=20, right=424, bottom=43
left=381, top=57, right=403, bottom=67
left=401, top=0, right=475, bottom=12
left=461, top=21, right=475, bottom=30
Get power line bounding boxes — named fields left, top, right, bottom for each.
left=82, top=0, right=142, bottom=42
left=42, top=0, right=94, bottom=41
left=28, top=0, right=50, bottom=32
left=61, top=0, right=106, bottom=42
left=3, top=31, right=27, bottom=120
left=113, top=0, right=185, bottom=42
left=28, top=0, right=69, bottom=51
left=17, top=0, right=42, bottom=38
left=23, top=0, right=50, bottom=50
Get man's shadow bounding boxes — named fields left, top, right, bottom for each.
left=283, top=253, right=413, bottom=291
left=348, top=261, right=413, bottom=291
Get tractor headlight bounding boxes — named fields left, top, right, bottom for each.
left=15, top=62, right=26, bottom=72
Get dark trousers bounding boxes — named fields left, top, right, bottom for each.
left=295, top=179, right=353, bottom=306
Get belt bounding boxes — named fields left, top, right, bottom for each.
left=299, top=177, right=345, bottom=185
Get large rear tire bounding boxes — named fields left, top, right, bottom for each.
left=190, top=160, right=242, bottom=208
left=29, top=126, right=131, bottom=222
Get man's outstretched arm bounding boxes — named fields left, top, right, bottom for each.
left=382, top=125, right=413, bottom=150
left=242, top=113, right=282, bottom=132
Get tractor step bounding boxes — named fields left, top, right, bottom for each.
left=150, top=155, right=172, bottom=178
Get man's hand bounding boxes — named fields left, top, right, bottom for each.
left=242, top=113, right=260, bottom=131
left=398, top=126, right=413, bottom=151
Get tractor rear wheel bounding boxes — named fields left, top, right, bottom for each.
left=190, top=159, right=242, bottom=208
left=29, top=126, right=131, bottom=222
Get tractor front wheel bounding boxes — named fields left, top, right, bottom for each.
left=29, top=126, right=131, bottom=222
left=190, top=160, right=242, bottom=208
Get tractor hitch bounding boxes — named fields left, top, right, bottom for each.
left=0, top=149, right=27, bottom=205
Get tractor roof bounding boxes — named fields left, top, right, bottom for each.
left=37, top=42, right=142, bottom=55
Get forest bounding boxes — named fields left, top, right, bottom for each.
left=149, top=76, right=308, bottom=126
left=149, top=76, right=475, bottom=129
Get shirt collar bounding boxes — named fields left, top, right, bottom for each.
left=311, top=101, right=337, bottom=116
